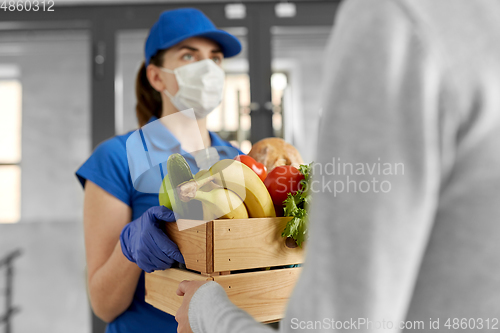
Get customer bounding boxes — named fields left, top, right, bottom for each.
left=75, top=8, right=242, bottom=333
left=175, top=0, right=500, bottom=332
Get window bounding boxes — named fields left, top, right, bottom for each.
left=0, top=78, right=22, bottom=223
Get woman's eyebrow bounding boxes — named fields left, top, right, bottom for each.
left=176, top=45, right=222, bottom=54
left=177, top=45, right=199, bottom=52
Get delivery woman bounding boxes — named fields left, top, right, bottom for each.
left=75, top=8, right=242, bottom=333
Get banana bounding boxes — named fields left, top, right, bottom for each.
left=194, top=169, right=210, bottom=180
left=194, top=188, right=249, bottom=220
left=209, top=159, right=276, bottom=218
left=201, top=201, right=215, bottom=220
left=194, top=169, right=219, bottom=192
left=158, top=176, right=173, bottom=210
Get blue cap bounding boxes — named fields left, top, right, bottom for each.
left=145, top=8, right=242, bottom=66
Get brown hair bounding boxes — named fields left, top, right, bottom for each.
left=135, top=50, right=168, bottom=127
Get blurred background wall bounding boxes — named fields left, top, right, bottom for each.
left=0, top=30, right=91, bottom=333
left=0, top=1, right=339, bottom=332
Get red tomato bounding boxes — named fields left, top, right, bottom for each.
left=234, top=155, right=267, bottom=182
left=274, top=204, right=285, bottom=217
left=264, top=165, right=305, bottom=206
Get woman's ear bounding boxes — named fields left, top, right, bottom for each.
left=146, top=64, right=166, bottom=92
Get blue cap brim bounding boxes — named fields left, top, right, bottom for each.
left=194, top=30, right=242, bottom=58
left=147, top=29, right=241, bottom=65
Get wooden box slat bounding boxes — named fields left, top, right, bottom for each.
left=213, top=267, right=302, bottom=323
left=145, top=267, right=302, bottom=323
left=164, top=220, right=212, bottom=273
left=165, top=217, right=304, bottom=273
left=145, top=269, right=211, bottom=317
left=213, top=217, right=303, bottom=272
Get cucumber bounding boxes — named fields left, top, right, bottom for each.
left=167, top=153, right=194, bottom=186
left=166, top=153, right=194, bottom=218
left=158, top=176, right=173, bottom=210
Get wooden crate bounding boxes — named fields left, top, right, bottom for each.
left=145, top=217, right=304, bottom=322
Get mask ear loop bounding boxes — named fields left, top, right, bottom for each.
left=163, top=89, right=176, bottom=100
left=160, top=67, right=175, bottom=74
left=160, top=67, right=177, bottom=99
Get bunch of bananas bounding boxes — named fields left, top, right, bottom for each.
left=159, top=154, right=276, bottom=220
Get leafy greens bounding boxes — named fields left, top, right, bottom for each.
left=282, top=163, right=313, bottom=247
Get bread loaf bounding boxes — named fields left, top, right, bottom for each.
left=248, top=138, right=303, bottom=172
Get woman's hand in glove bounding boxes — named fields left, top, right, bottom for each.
left=120, top=206, right=185, bottom=273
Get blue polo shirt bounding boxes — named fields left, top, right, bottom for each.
left=75, top=116, right=242, bottom=333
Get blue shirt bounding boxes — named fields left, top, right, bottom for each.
left=75, top=116, right=242, bottom=333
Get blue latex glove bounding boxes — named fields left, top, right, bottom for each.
left=120, top=206, right=185, bottom=273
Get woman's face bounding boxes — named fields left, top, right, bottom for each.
left=159, top=37, right=224, bottom=96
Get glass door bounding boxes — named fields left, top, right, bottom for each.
left=271, top=25, right=333, bottom=163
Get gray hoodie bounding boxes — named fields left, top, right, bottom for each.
left=188, top=0, right=500, bottom=332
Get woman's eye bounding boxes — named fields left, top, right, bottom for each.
left=212, top=56, right=222, bottom=64
left=182, top=54, right=194, bottom=61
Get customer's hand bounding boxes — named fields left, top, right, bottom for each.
left=175, top=280, right=210, bottom=333
left=120, top=206, right=184, bottom=272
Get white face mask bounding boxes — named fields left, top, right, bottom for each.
left=161, top=59, right=225, bottom=118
